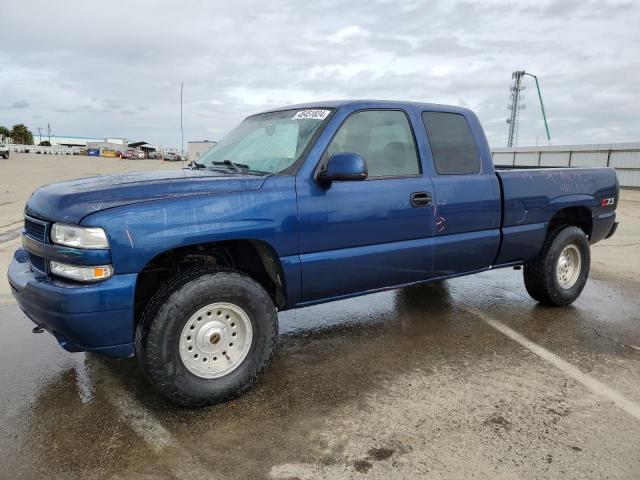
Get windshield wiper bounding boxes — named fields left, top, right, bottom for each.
left=190, top=160, right=206, bottom=169
left=205, top=159, right=272, bottom=176
left=211, top=159, right=249, bottom=174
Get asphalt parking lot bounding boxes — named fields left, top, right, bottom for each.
left=1, top=154, right=639, bottom=479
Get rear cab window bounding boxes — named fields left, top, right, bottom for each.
left=421, top=112, right=481, bottom=175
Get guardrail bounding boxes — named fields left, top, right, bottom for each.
left=492, top=142, right=640, bottom=188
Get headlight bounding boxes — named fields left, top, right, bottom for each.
left=51, top=223, right=109, bottom=249
left=50, top=261, right=113, bottom=282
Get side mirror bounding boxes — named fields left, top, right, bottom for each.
left=317, top=152, right=367, bottom=186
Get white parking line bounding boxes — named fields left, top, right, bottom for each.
left=101, top=373, right=218, bottom=479
left=466, top=306, right=640, bottom=421
left=111, top=393, right=178, bottom=452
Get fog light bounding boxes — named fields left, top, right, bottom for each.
left=50, top=261, right=113, bottom=282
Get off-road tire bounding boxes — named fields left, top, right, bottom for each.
left=135, top=267, right=278, bottom=407
left=523, top=226, right=590, bottom=307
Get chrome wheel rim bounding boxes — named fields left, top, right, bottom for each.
left=556, top=244, right=582, bottom=289
left=179, top=302, right=253, bottom=378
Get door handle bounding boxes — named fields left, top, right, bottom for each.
left=410, top=192, right=432, bottom=207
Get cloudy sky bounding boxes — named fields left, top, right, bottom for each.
left=1, top=0, right=638, bottom=149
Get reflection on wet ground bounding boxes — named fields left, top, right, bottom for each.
left=1, top=268, right=639, bottom=479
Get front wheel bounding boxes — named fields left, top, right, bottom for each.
left=523, top=226, right=590, bottom=307
left=135, top=267, right=278, bottom=407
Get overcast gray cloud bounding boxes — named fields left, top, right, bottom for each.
left=0, top=0, right=638, bottom=148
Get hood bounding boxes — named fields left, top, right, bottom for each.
left=25, top=169, right=267, bottom=224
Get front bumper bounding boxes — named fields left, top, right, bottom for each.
left=8, top=249, right=136, bottom=358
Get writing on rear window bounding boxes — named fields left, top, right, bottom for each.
left=292, top=109, right=331, bottom=120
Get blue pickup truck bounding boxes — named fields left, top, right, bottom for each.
left=8, top=100, right=619, bottom=406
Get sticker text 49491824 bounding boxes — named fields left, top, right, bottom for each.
left=292, top=109, right=331, bottom=120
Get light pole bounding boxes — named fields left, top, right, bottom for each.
left=522, top=72, right=551, bottom=146
left=180, top=82, right=184, bottom=165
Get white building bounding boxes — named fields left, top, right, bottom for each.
left=188, top=140, right=217, bottom=161
left=38, top=134, right=128, bottom=147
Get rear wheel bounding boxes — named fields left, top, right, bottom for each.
left=135, top=267, right=278, bottom=407
left=523, top=226, right=590, bottom=306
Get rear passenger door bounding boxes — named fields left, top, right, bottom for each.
left=297, top=109, right=437, bottom=303
left=421, top=111, right=501, bottom=275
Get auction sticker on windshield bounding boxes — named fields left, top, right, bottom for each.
left=292, top=109, right=331, bottom=120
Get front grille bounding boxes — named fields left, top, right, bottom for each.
left=28, top=253, right=47, bottom=274
left=25, top=217, right=47, bottom=243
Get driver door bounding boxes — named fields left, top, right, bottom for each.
left=296, top=109, right=437, bottom=303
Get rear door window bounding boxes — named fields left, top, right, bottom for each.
left=421, top=112, right=481, bottom=175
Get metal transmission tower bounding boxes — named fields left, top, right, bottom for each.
left=506, top=71, right=526, bottom=147
left=506, top=70, right=551, bottom=147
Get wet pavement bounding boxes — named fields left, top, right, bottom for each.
left=1, top=267, right=639, bottom=479
left=1, top=158, right=639, bottom=478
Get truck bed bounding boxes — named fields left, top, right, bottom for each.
left=493, top=166, right=618, bottom=265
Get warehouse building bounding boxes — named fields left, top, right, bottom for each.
left=128, top=141, right=157, bottom=155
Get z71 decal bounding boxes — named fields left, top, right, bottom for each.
left=601, top=197, right=615, bottom=207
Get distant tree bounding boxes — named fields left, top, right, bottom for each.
left=39, top=140, right=51, bottom=147
left=10, top=124, right=33, bottom=145
left=0, top=126, right=9, bottom=142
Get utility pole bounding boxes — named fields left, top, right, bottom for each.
left=38, top=127, right=42, bottom=144
left=47, top=123, right=51, bottom=144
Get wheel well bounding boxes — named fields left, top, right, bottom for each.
left=134, top=240, right=286, bottom=326
left=547, top=206, right=592, bottom=238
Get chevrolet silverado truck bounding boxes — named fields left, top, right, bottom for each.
left=8, top=100, right=619, bottom=406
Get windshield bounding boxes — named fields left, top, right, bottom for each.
left=198, top=108, right=332, bottom=174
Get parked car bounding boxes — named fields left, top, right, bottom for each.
left=163, top=152, right=180, bottom=162
left=121, top=150, right=137, bottom=160
left=0, top=144, right=9, bottom=159
left=8, top=100, right=619, bottom=407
